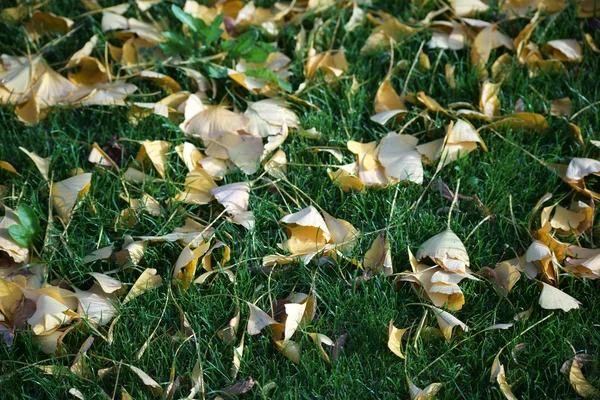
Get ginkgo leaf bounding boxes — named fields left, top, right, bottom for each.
left=538, top=282, right=580, bottom=312
left=246, top=302, right=280, bottom=335
left=211, top=182, right=254, bottom=230
left=283, top=302, right=307, bottom=343
left=364, top=233, right=393, bottom=276
left=218, top=307, right=241, bottom=346
left=135, top=140, right=171, bottom=178
left=305, top=49, right=348, bottom=80
left=480, top=81, right=501, bottom=118
left=544, top=40, right=583, bottom=63
left=274, top=339, right=300, bottom=364
left=83, top=245, right=113, bottom=264
left=28, top=293, right=73, bottom=335
left=90, top=273, right=123, bottom=294
left=374, top=77, right=405, bottom=115
left=328, top=166, right=366, bottom=193
left=123, top=269, right=162, bottom=305
left=450, top=0, right=489, bottom=16
left=566, top=358, right=600, bottom=398
left=550, top=97, right=572, bottom=117
left=361, top=17, right=416, bottom=53
left=184, top=105, right=249, bottom=141
left=25, top=11, right=74, bottom=40
left=0, top=206, right=29, bottom=263
left=308, top=332, right=334, bottom=363
left=51, top=173, right=92, bottom=223
left=264, top=149, right=287, bottom=179
left=407, top=376, right=443, bottom=400
left=490, top=350, right=518, bottom=400
left=348, top=140, right=388, bottom=186
left=129, top=365, right=163, bottom=396
left=175, top=142, right=204, bottom=172
left=417, top=228, right=470, bottom=272
left=19, top=147, right=50, bottom=181
left=72, top=290, right=116, bottom=324
left=377, top=133, right=423, bottom=184
left=245, top=98, right=299, bottom=137
left=388, top=321, right=409, bottom=359
left=431, top=306, right=469, bottom=341
left=88, top=143, right=118, bottom=168
left=471, top=25, right=513, bottom=66
left=174, top=169, right=218, bottom=205
left=565, top=158, right=600, bottom=181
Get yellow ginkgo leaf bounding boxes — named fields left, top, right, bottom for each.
left=388, top=320, right=409, bottom=359
left=537, top=282, right=580, bottom=312
left=246, top=302, right=281, bottom=335
left=490, top=350, right=518, bottom=400
left=128, top=365, right=163, bottom=396
left=19, top=147, right=52, bottom=181
left=567, top=358, right=600, bottom=398
left=135, top=140, right=171, bottom=178
left=377, top=133, right=423, bottom=184
left=304, top=49, right=348, bottom=80
left=122, top=268, right=162, bottom=305
left=0, top=161, right=18, bottom=175
left=211, top=182, right=254, bottom=230
left=544, top=40, right=583, bottom=63
left=364, top=233, right=393, bottom=276
left=407, top=376, right=443, bottom=400
left=431, top=306, right=469, bottom=341
left=25, top=11, right=74, bottom=40
left=184, top=105, right=249, bottom=141
left=90, top=273, right=123, bottom=294
left=51, top=173, right=92, bottom=223
left=308, top=332, right=334, bottom=363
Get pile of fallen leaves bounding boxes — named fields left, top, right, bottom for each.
left=1, top=0, right=600, bottom=398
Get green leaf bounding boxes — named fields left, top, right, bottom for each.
left=242, top=46, right=269, bottom=63
left=8, top=225, right=32, bottom=248
left=206, top=64, right=228, bottom=78
left=202, top=14, right=224, bottom=46
left=245, top=68, right=292, bottom=92
left=17, top=203, right=40, bottom=234
left=224, top=30, right=258, bottom=54
left=160, top=32, right=194, bottom=55
left=171, top=5, right=202, bottom=33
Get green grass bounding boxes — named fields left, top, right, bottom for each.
left=1, top=0, right=600, bottom=399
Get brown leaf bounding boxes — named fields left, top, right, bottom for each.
left=219, top=376, right=255, bottom=398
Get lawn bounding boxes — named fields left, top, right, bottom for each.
left=1, top=0, right=600, bottom=399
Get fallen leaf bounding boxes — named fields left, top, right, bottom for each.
left=537, top=282, right=580, bottom=312
left=19, top=147, right=50, bottom=181
left=364, top=232, right=393, bottom=276
left=388, top=320, right=409, bottom=359
left=129, top=365, right=163, bottom=396
left=407, top=376, right=443, bottom=399
left=123, top=269, right=162, bottom=305
left=51, top=173, right=93, bottom=223
left=431, top=306, right=469, bottom=341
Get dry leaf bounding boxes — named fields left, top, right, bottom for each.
left=211, top=182, right=254, bottom=230
left=19, top=147, right=50, bottom=181
left=565, top=357, right=600, bottom=398
left=51, top=173, right=92, bottom=223
left=407, top=376, right=443, bottom=400
left=364, top=233, right=393, bottom=276
left=490, top=350, right=518, bottom=400
left=129, top=365, right=163, bottom=396
left=388, top=320, right=409, bottom=359
left=537, top=282, right=580, bottom=312
left=431, top=306, right=469, bottom=341
left=246, top=302, right=280, bottom=335
left=123, top=269, right=162, bottom=305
